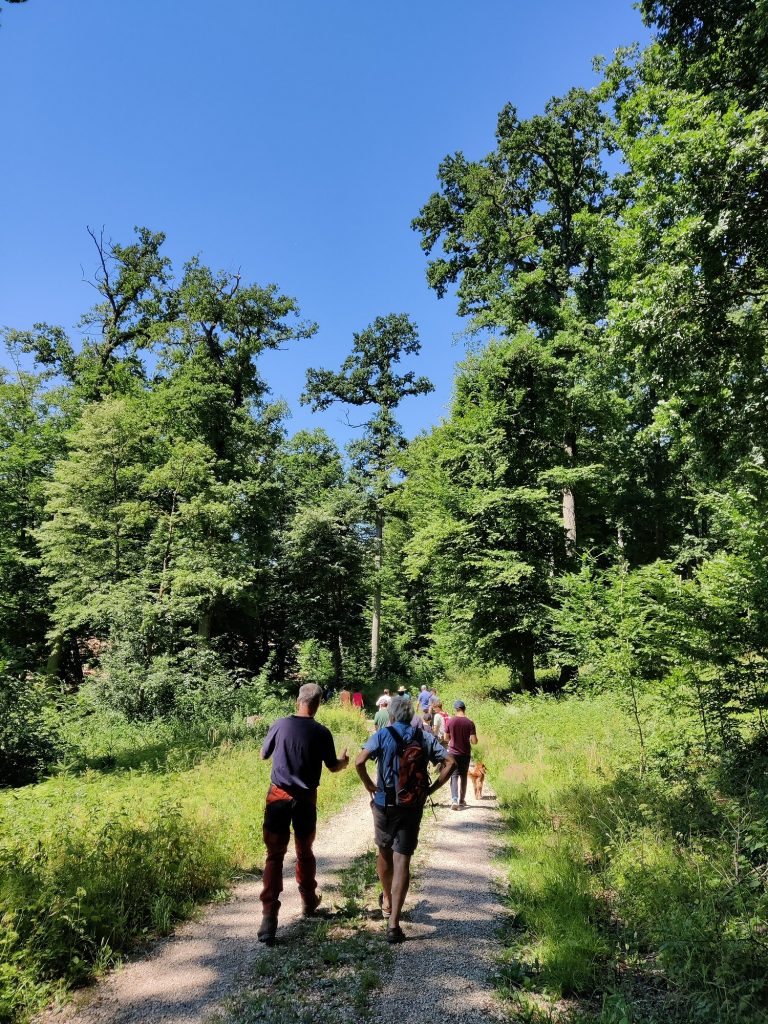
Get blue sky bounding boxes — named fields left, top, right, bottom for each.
left=0, top=0, right=648, bottom=446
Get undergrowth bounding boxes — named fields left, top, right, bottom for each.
left=440, top=670, right=768, bottom=1024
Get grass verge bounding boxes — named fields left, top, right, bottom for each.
left=440, top=671, right=768, bottom=1024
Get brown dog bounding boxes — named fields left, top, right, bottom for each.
left=467, top=761, right=486, bottom=800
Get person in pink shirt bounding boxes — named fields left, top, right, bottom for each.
left=352, top=689, right=364, bottom=711
left=445, top=699, right=478, bottom=809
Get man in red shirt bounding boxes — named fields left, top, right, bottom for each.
left=445, top=699, right=478, bottom=809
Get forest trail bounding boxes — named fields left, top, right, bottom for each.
left=40, top=784, right=508, bottom=1024
left=376, top=786, right=509, bottom=1024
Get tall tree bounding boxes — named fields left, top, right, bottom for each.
left=401, top=336, right=565, bottom=688
left=302, top=313, right=433, bottom=675
left=413, top=88, right=617, bottom=550
left=0, top=342, right=65, bottom=672
left=20, top=227, right=172, bottom=403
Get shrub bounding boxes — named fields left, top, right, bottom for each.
left=0, top=669, right=65, bottom=786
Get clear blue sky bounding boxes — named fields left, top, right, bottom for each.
left=0, top=0, right=648, bottom=446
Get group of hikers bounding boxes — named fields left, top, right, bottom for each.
left=257, top=682, right=479, bottom=946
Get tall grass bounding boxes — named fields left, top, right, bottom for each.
left=445, top=671, right=768, bottom=1022
left=0, top=705, right=367, bottom=1023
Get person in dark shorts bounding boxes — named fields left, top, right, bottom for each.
left=258, top=683, right=349, bottom=944
left=445, top=699, right=478, bottom=809
left=355, top=695, right=454, bottom=943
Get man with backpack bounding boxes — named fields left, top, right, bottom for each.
left=355, top=695, right=455, bottom=943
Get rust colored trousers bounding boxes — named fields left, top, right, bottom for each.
left=260, top=784, right=318, bottom=918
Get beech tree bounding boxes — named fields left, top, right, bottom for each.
left=302, top=313, right=433, bottom=675
left=414, top=88, right=617, bottom=551
left=400, top=336, right=565, bottom=688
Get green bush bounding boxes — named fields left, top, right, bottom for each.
left=0, top=670, right=66, bottom=786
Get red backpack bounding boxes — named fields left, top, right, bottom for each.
left=387, top=727, right=430, bottom=807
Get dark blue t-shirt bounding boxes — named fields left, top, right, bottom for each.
left=261, top=715, right=338, bottom=793
left=363, top=722, right=447, bottom=807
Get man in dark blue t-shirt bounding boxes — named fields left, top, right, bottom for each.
left=355, top=696, right=454, bottom=943
left=258, top=683, right=349, bottom=944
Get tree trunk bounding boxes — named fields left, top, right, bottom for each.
left=332, top=635, right=344, bottom=687
left=562, top=431, right=577, bottom=551
left=45, top=637, right=65, bottom=680
left=198, top=611, right=212, bottom=641
left=370, top=510, right=383, bottom=675
left=509, top=638, right=536, bottom=691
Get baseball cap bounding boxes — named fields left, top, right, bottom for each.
left=453, top=699, right=466, bottom=710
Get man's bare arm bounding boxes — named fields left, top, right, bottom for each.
left=470, top=733, right=478, bottom=745
left=355, top=748, right=377, bottom=794
left=428, top=755, right=456, bottom=795
left=329, top=747, right=349, bottom=772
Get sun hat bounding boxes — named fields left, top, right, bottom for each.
left=453, top=699, right=466, bottom=710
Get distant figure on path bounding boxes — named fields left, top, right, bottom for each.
left=373, top=700, right=390, bottom=730
left=258, top=683, right=350, bottom=944
left=445, top=699, right=478, bottom=810
left=339, top=687, right=352, bottom=707
left=431, top=700, right=447, bottom=746
left=352, top=689, right=365, bottom=711
left=355, top=695, right=455, bottom=943
left=417, top=684, right=432, bottom=713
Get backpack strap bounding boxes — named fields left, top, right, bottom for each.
left=386, top=725, right=405, bottom=753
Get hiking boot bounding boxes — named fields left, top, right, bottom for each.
left=257, top=915, right=277, bottom=945
left=301, top=893, right=322, bottom=917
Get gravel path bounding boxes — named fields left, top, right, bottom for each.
left=375, top=786, right=509, bottom=1024
left=39, top=790, right=376, bottom=1024
left=40, top=781, right=509, bottom=1024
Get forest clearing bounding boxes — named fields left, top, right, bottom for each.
left=2, top=0, right=768, bottom=1021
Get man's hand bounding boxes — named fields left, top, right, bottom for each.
left=336, top=747, right=349, bottom=770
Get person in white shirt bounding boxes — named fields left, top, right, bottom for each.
left=431, top=701, right=447, bottom=746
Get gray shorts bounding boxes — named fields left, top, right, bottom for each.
left=371, top=801, right=423, bottom=856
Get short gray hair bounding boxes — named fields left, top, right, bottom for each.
left=297, top=683, right=322, bottom=709
left=388, top=695, right=413, bottom=725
